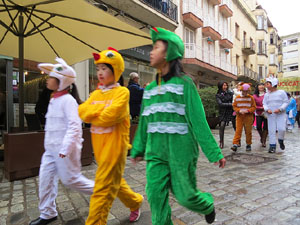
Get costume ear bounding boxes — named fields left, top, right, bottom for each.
left=93, top=53, right=101, bottom=61
left=55, top=57, right=68, bottom=68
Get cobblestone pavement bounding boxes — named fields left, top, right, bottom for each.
left=1, top=126, right=300, bottom=225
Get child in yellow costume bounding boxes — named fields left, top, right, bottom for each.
left=231, top=83, right=256, bottom=152
left=78, top=47, right=144, bottom=225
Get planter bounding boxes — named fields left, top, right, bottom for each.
left=206, top=117, right=220, bottom=129
left=4, top=128, right=93, bottom=181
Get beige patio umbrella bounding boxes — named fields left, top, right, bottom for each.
left=0, top=0, right=151, bottom=129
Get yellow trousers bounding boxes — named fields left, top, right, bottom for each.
left=233, top=114, right=254, bottom=145
left=86, top=133, right=143, bottom=225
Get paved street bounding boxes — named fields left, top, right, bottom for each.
left=0, top=126, right=300, bottom=225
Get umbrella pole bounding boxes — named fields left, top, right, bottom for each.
left=18, top=13, right=24, bottom=131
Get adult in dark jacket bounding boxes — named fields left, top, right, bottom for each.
left=216, top=81, right=234, bottom=148
left=127, top=72, right=144, bottom=119
left=35, top=87, right=53, bottom=125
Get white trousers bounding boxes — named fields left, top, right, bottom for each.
left=267, top=113, right=286, bottom=145
left=39, top=146, right=94, bottom=219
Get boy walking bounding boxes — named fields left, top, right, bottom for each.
left=231, top=83, right=256, bottom=152
left=263, top=77, right=289, bottom=153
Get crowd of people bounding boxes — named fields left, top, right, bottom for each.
left=216, top=78, right=299, bottom=154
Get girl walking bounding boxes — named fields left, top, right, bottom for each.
left=253, top=83, right=268, bottom=147
left=78, top=48, right=144, bottom=225
left=216, top=81, right=234, bottom=149
left=131, top=27, right=226, bottom=225
left=30, top=58, right=94, bottom=225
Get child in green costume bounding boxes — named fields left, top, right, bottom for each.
left=131, top=27, right=226, bottom=225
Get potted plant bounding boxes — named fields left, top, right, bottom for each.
left=198, top=86, right=220, bottom=129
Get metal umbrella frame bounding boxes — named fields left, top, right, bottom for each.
left=0, top=0, right=151, bottom=130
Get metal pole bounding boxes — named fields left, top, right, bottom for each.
left=18, top=13, right=24, bottom=131
left=6, top=59, right=13, bottom=133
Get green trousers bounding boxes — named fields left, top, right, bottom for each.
left=145, top=133, right=215, bottom=225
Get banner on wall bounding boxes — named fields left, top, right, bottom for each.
left=277, top=77, right=300, bottom=92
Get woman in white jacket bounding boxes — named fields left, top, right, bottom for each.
left=30, top=58, right=94, bottom=225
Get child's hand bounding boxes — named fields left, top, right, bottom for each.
left=59, top=153, right=66, bottom=158
left=274, top=109, right=281, bottom=114
left=214, top=158, right=226, bottom=168
left=131, top=157, right=143, bottom=165
left=267, top=109, right=273, bottom=114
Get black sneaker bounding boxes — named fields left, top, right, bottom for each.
left=231, top=144, right=238, bottom=152
left=246, top=145, right=251, bottom=151
left=268, top=146, right=276, bottom=153
left=205, top=208, right=216, bottom=224
left=278, top=140, right=285, bottom=150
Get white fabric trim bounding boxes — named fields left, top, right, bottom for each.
left=237, top=103, right=251, bottom=107
left=90, top=125, right=114, bottom=134
left=236, top=98, right=251, bottom=101
left=147, top=122, right=188, bottom=134
left=142, top=102, right=186, bottom=116
left=143, top=84, right=184, bottom=99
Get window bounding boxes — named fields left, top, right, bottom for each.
left=270, top=33, right=274, bottom=45
left=269, top=54, right=275, bottom=65
left=258, top=65, right=264, bottom=78
left=288, top=38, right=298, bottom=45
left=184, top=27, right=195, bottom=57
left=258, top=40, right=264, bottom=54
left=283, top=50, right=299, bottom=60
left=279, top=62, right=283, bottom=72
left=257, top=16, right=263, bottom=29
left=283, top=63, right=299, bottom=72
left=235, top=23, right=240, bottom=40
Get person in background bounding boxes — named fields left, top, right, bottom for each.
left=231, top=83, right=256, bottom=152
left=231, top=81, right=242, bottom=131
left=127, top=72, right=144, bottom=119
left=253, top=83, right=268, bottom=147
left=296, top=96, right=300, bottom=128
left=286, top=92, right=297, bottom=132
left=263, top=77, right=289, bottom=153
left=35, top=87, right=53, bottom=126
left=216, top=81, right=233, bottom=149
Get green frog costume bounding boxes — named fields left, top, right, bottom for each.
left=131, top=27, right=224, bottom=225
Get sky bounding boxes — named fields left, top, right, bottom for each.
left=257, top=0, right=300, bottom=37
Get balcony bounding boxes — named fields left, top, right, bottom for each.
left=209, top=0, right=221, bottom=6
left=183, top=1, right=203, bottom=28
left=202, top=16, right=221, bottom=41
left=219, top=31, right=233, bottom=48
left=238, top=66, right=258, bottom=81
left=219, top=0, right=233, bottom=17
left=242, top=39, right=255, bottom=55
left=184, top=43, right=237, bottom=76
left=140, top=0, right=177, bottom=21
left=100, top=0, right=178, bottom=31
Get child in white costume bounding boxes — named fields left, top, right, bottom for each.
left=30, top=58, right=94, bottom=225
left=263, top=77, right=289, bottom=153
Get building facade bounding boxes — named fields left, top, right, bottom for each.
left=281, top=33, right=300, bottom=78
left=177, top=0, right=237, bottom=87
left=231, top=0, right=258, bottom=84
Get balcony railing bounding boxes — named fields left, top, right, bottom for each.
left=219, top=26, right=233, bottom=42
left=238, top=66, right=258, bottom=80
left=220, top=0, right=232, bottom=10
left=183, top=0, right=202, bottom=19
left=140, top=0, right=178, bottom=22
left=184, top=43, right=237, bottom=75
left=203, top=15, right=218, bottom=32
left=242, top=39, right=256, bottom=55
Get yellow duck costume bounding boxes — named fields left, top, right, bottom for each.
left=78, top=47, right=143, bottom=225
